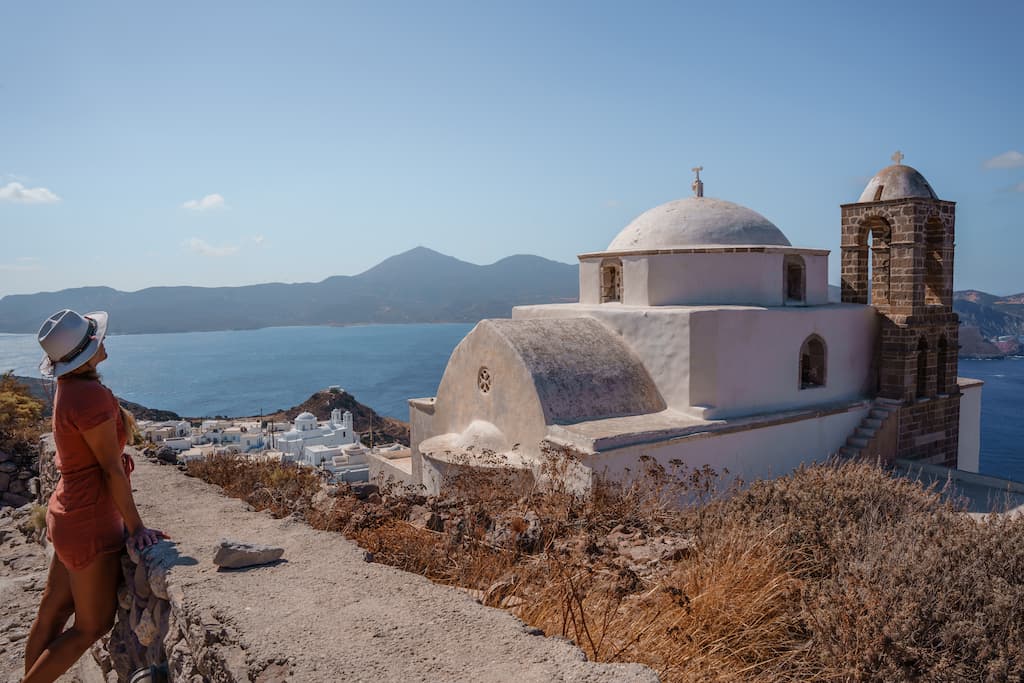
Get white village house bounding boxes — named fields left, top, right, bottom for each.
left=407, top=159, right=983, bottom=494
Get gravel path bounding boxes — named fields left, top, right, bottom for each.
left=135, top=457, right=658, bottom=682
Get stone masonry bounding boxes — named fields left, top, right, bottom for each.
left=840, top=193, right=960, bottom=467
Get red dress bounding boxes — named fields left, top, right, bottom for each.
left=47, top=376, right=133, bottom=571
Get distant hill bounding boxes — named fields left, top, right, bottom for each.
left=953, top=290, right=1024, bottom=340
left=0, top=247, right=580, bottom=334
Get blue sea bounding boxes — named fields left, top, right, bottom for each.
left=1, top=327, right=1021, bottom=479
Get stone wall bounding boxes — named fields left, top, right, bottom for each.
left=89, top=539, right=259, bottom=683
left=0, top=442, right=41, bottom=508
left=896, top=396, right=960, bottom=468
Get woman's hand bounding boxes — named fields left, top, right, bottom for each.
left=128, top=526, right=170, bottom=551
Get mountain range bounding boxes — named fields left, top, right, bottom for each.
left=0, top=247, right=579, bottom=334
left=2, top=247, right=1021, bottom=342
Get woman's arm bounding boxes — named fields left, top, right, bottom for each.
left=82, top=418, right=166, bottom=549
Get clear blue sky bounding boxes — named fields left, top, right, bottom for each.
left=2, top=1, right=1021, bottom=297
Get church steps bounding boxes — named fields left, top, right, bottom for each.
left=839, top=399, right=901, bottom=464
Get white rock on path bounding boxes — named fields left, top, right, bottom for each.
left=213, top=539, right=285, bottom=569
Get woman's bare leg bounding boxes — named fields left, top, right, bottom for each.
left=24, top=555, right=75, bottom=673
left=21, top=552, right=121, bottom=683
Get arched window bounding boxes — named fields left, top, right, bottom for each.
left=916, top=337, right=929, bottom=398
left=924, top=217, right=946, bottom=306
left=799, top=335, right=826, bottom=389
left=600, top=258, right=622, bottom=303
left=936, top=336, right=948, bottom=395
left=784, top=254, right=806, bottom=303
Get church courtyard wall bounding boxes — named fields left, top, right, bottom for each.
left=573, top=401, right=871, bottom=487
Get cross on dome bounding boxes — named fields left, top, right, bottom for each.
left=891, top=150, right=904, bottom=165
left=691, top=166, right=704, bottom=197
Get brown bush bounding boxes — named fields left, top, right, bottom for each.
left=190, top=452, right=1024, bottom=682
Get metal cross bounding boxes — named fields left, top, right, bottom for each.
left=691, top=166, right=704, bottom=197
left=891, top=150, right=904, bottom=165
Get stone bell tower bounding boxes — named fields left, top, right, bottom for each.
left=840, top=152, right=960, bottom=467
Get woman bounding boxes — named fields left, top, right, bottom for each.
left=23, top=309, right=167, bottom=683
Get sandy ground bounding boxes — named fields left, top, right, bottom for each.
left=136, top=456, right=657, bottom=682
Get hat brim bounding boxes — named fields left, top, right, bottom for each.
left=39, top=311, right=109, bottom=378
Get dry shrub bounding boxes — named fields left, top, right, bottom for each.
left=190, top=451, right=1024, bottom=682
left=187, top=454, right=322, bottom=518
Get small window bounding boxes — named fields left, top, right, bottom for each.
left=916, top=337, right=929, bottom=398
left=937, top=336, right=948, bottom=394
left=784, top=255, right=806, bottom=303
left=799, top=335, right=826, bottom=389
left=873, top=185, right=884, bottom=201
left=600, top=259, right=622, bottom=303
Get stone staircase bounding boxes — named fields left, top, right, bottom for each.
left=838, top=398, right=901, bottom=462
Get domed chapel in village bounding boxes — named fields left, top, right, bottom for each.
left=405, top=156, right=984, bottom=493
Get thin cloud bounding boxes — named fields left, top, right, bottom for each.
left=0, top=256, right=42, bottom=272
left=251, top=235, right=265, bottom=247
left=983, top=151, right=1024, bottom=169
left=182, top=193, right=226, bottom=211
left=0, top=182, right=61, bottom=204
left=185, top=238, right=239, bottom=257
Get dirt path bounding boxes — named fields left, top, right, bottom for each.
left=134, top=457, right=657, bottom=682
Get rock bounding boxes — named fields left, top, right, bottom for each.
left=0, top=462, right=17, bottom=474
left=8, top=479, right=26, bottom=495
left=213, top=539, right=284, bottom=569
left=27, top=478, right=40, bottom=498
left=0, top=451, right=11, bottom=463
left=155, top=447, right=178, bottom=465
left=349, top=482, right=379, bottom=500
left=517, top=511, right=543, bottom=552
left=408, top=505, right=444, bottom=532
left=1, top=492, right=31, bottom=508
left=134, top=604, right=159, bottom=647
left=365, top=492, right=382, bottom=505
left=0, top=473, right=10, bottom=491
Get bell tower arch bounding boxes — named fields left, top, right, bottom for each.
left=840, top=154, right=960, bottom=466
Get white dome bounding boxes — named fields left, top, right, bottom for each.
left=296, top=412, right=316, bottom=421
left=608, top=196, right=790, bottom=251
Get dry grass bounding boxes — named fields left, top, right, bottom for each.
left=188, top=452, right=1024, bottom=682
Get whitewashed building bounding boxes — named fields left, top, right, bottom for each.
left=408, top=161, right=983, bottom=494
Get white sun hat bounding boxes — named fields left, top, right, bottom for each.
left=37, top=309, right=109, bottom=378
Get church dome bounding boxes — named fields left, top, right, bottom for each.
left=296, top=412, right=316, bottom=421
left=858, top=164, right=937, bottom=202
left=608, top=197, right=790, bottom=251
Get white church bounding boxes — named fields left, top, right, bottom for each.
left=407, top=159, right=983, bottom=494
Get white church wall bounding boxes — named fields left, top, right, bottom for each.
left=803, top=254, right=829, bottom=305
left=688, top=305, right=877, bottom=419
left=621, top=256, right=651, bottom=306
left=578, top=259, right=600, bottom=305
left=957, top=379, right=983, bottom=473
left=645, top=252, right=782, bottom=306
left=415, top=321, right=550, bottom=460
left=581, top=404, right=870, bottom=486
